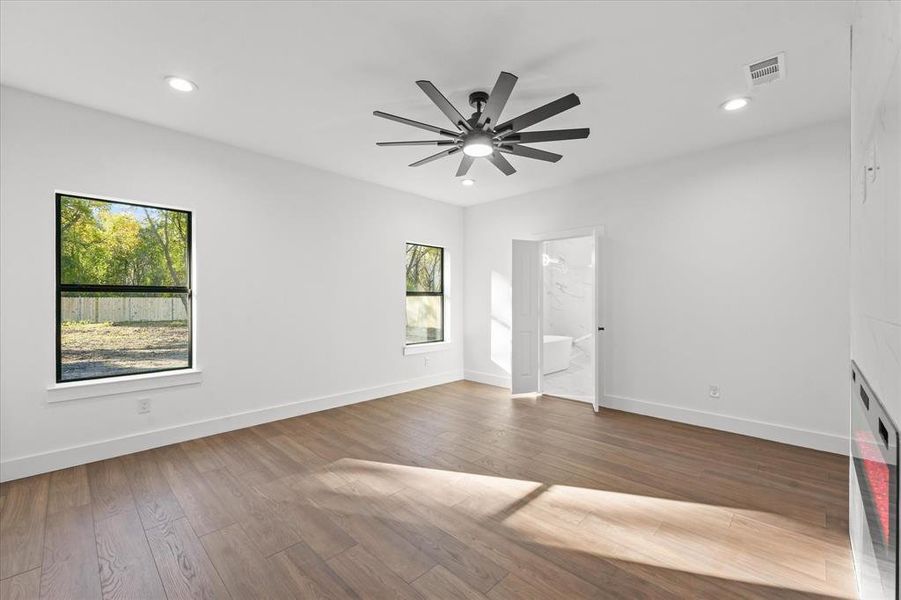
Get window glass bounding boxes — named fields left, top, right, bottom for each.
left=60, top=291, right=190, bottom=380
left=59, top=196, right=189, bottom=287
left=405, top=243, right=443, bottom=344
left=57, top=194, right=192, bottom=382
left=405, top=296, right=442, bottom=343
left=405, top=244, right=443, bottom=293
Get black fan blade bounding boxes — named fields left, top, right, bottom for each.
left=498, top=144, right=562, bottom=162
left=505, top=128, right=590, bottom=143
left=377, top=140, right=458, bottom=146
left=494, top=93, right=581, bottom=134
left=477, top=71, right=517, bottom=128
left=486, top=152, right=516, bottom=176
left=409, top=147, right=461, bottom=167
left=416, top=81, right=471, bottom=131
left=373, top=111, right=458, bottom=137
left=456, top=155, right=475, bottom=177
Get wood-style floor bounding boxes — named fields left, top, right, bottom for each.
left=0, top=381, right=854, bottom=599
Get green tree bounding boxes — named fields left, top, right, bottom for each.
left=60, top=197, right=189, bottom=295
left=142, top=208, right=188, bottom=285
left=142, top=207, right=189, bottom=311
left=60, top=197, right=105, bottom=284
left=98, top=211, right=142, bottom=284
left=406, top=244, right=441, bottom=291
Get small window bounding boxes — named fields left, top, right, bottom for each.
left=405, top=243, right=444, bottom=344
left=56, top=194, right=192, bottom=382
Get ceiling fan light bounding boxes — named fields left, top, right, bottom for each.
left=463, top=133, right=494, bottom=157
left=463, top=143, right=493, bottom=157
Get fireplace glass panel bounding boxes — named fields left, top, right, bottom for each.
left=850, top=361, right=898, bottom=600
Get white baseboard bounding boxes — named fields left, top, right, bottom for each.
left=602, top=394, right=849, bottom=455
left=464, top=372, right=593, bottom=404
left=546, top=394, right=594, bottom=404
left=462, top=371, right=847, bottom=455
left=464, top=370, right=511, bottom=388
left=0, top=370, right=464, bottom=482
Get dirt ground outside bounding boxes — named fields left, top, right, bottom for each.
left=60, top=320, right=189, bottom=380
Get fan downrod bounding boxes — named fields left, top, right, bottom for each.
left=468, top=91, right=489, bottom=112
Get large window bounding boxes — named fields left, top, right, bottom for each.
left=56, top=194, right=192, bottom=382
left=405, top=243, right=444, bottom=345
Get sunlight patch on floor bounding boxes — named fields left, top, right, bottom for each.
left=325, top=458, right=855, bottom=599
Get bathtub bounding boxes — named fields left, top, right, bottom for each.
left=543, top=335, right=573, bottom=375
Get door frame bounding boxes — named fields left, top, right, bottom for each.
left=517, top=225, right=606, bottom=412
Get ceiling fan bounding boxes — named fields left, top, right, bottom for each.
left=374, top=71, right=590, bottom=177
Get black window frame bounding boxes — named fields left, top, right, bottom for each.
left=55, top=192, right=193, bottom=383
left=405, top=242, right=445, bottom=345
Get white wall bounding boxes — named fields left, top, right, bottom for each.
left=0, top=86, right=464, bottom=481
left=464, top=121, right=850, bottom=453
left=850, top=0, right=901, bottom=425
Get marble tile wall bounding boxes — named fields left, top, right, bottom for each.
left=542, top=236, right=595, bottom=400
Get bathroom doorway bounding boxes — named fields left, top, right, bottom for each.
left=541, top=235, right=595, bottom=403
left=511, top=227, right=605, bottom=411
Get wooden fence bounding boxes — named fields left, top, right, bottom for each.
left=61, top=296, right=188, bottom=323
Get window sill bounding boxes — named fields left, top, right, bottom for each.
left=404, top=341, right=451, bottom=356
left=47, top=368, right=203, bottom=403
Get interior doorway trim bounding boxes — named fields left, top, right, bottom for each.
left=512, top=225, right=606, bottom=411
left=531, top=225, right=606, bottom=242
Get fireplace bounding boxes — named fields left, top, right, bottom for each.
left=851, top=361, right=899, bottom=599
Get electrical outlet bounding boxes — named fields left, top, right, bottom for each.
left=708, top=385, right=720, bottom=399
left=424, top=356, right=431, bottom=367
left=137, top=398, right=151, bottom=414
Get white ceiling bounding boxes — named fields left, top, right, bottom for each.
left=0, top=1, right=851, bottom=206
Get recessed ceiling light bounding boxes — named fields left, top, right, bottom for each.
left=165, top=76, right=197, bottom=93
left=721, top=97, right=750, bottom=112
left=461, top=179, right=475, bottom=187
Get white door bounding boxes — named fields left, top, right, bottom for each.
left=593, top=231, right=606, bottom=412
left=511, top=239, right=541, bottom=394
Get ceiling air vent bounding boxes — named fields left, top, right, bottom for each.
left=745, top=53, right=785, bottom=87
